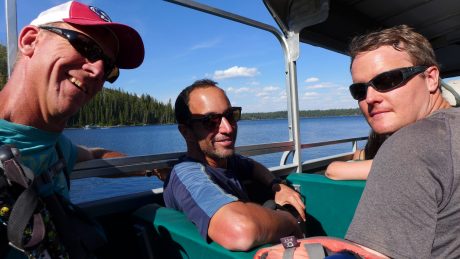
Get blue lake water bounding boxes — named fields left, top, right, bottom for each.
left=65, top=116, right=370, bottom=203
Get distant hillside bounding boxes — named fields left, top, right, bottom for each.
left=0, top=44, right=6, bottom=89
left=68, top=88, right=175, bottom=127
left=242, top=108, right=362, bottom=120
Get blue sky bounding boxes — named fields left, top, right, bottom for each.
left=1, top=1, right=458, bottom=112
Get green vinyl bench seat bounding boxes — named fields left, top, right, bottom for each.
left=131, top=174, right=365, bottom=258
left=286, top=173, right=366, bottom=238
left=132, top=203, right=262, bottom=258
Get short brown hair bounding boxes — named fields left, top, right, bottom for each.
left=174, top=79, right=220, bottom=125
left=349, top=25, right=438, bottom=70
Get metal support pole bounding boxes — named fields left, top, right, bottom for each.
left=286, top=57, right=302, bottom=173
left=5, top=0, right=18, bottom=78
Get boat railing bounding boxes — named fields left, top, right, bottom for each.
left=71, top=136, right=367, bottom=180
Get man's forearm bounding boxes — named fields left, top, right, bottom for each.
left=89, top=147, right=125, bottom=159
left=262, top=208, right=303, bottom=243
left=209, top=202, right=302, bottom=251
left=76, top=145, right=125, bottom=162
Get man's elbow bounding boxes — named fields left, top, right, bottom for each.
left=325, top=173, right=341, bottom=180
left=325, top=162, right=347, bottom=180
left=210, top=219, right=259, bottom=251
left=325, top=169, right=339, bottom=180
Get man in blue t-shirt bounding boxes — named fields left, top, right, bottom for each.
left=0, top=1, right=144, bottom=199
left=163, top=79, right=305, bottom=251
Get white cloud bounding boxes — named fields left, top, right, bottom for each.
left=226, top=87, right=252, bottom=94
left=277, top=90, right=287, bottom=100
left=300, top=92, right=320, bottom=100
left=213, top=66, right=259, bottom=80
left=263, top=86, right=280, bottom=92
left=304, top=92, right=319, bottom=97
left=305, top=77, right=319, bottom=83
left=306, top=83, right=333, bottom=89
left=190, top=38, right=221, bottom=50
left=256, top=92, right=269, bottom=97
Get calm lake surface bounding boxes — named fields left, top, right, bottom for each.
left=65, top=116, right=369, bottom=203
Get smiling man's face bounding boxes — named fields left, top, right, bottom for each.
left=186, top=86, right=238, bottom=167
left=351, top=45, right=433, bottom=134
left=32, top=23, right=117, bottom=120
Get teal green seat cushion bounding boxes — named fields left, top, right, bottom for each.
left=133, top=204, right=263, bottom=258
left=287, top=174, right=365, bottom=238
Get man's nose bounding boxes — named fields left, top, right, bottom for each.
left=219, top=117, right=234, bottom=133
left=365, top=86, right=382, bottom=103
left=83, top=59, right=105, bottom=81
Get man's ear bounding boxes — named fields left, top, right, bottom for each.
left=179, top=124, right=195, bottom=143
left=18, top=26, right=40, bottom=57
left=425, top=66, right=440, bottom=93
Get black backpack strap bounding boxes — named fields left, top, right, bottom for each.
left=35, top=153, right=107, bottom=258
left=3, top=155, right=31, bottom=188
left=1, top=144, right=106, bottom=258
left=7, top=188, right=45, bottom=248
left=54, top=143, right=70, bottom=190
left=0, top=148, right=47, bottom=249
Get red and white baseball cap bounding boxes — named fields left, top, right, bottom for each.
left=30, top=1, right=144, bottom=69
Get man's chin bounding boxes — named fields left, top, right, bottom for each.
left=372, top=124, right=397, bottom=135
left=208, top=149, right=235, bottom=160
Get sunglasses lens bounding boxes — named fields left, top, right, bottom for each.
left=105, top=65, right=119, bottom=83
left=68, top=34, right=101, bottom=62
left=229, top=108, right=241, bottom=122
left=372, top=70, right=404, bottom=91
left=44, top=26, right=119, bottom=83
left=202, top=115, right=221, bottom=130
left=349, top=66, right=428, bottom=100
left=191, top=107, right=241, bottom=130
left=349, top=84, right=367, bottom=100
left=72, top=36, right=119, bottom=83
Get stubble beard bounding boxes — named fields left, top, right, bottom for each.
left=202, top=137, right=236, bottom=161
left=203, top=145, right=235, bottom=160
left=197, top=129, right=238, bottom=163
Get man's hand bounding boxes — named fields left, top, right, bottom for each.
left=248, top=159, right=307, bottom=221
left=273, top=183, right=306, bottom=221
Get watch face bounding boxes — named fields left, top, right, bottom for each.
left=281, top=236, right=299, bottom=248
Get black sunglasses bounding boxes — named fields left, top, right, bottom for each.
left=39, top=26, right=119, bottom=83
left=349, top=65, right=428, bottom=101
left=189, top=107, right=242, bottom=130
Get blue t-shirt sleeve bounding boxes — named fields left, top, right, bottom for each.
left=164, top=161, right=238, bottom=239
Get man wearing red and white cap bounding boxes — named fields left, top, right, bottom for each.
left=0, top=1, right=144, bottom=199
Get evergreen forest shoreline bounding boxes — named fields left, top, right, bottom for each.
left=69, top=105, right=363, bottom=129
left=0, top=43, right=362, bottom=129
